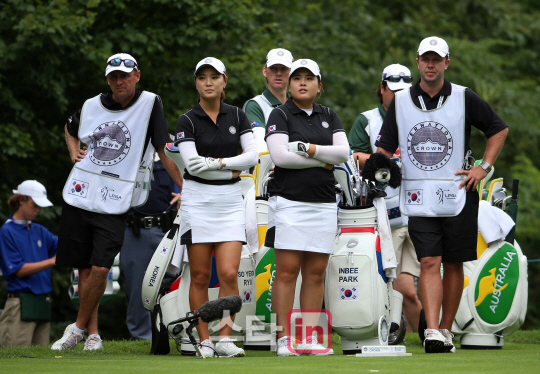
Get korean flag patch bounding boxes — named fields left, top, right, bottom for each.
left=176, top=132, right=185, bottom=140
left=269, top=125, right=276, bottom=132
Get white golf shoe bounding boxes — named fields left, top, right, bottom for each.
left=51, top=323, right=83, bottom=350
left=423, top=328, right=447, bottom=353
left=276, top=336, right=300, bottom=357
left=439, top=329, right=456, bottom=353
left=215, top=338, right=245, bottom=357
left=297, top=336, right=334, bottom=356
left=197, top=339, right=216, bottom=358
left=83, top=334, right=103, bottom=350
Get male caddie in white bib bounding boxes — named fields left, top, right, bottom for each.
left=375, top=36, right=508, bottom=354
left=395, top=83, right=466, bottom=217
left=53, top=53, right=182, bottom=352
left=63, top=90, right=155, bottom=214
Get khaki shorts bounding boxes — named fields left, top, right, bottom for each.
left=392, top=226, right=420, bottom=277
left=0, top=297, right=50, bottom=346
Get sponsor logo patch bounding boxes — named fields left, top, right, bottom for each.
left=407, top=121, right=452, bottom=171
left=68, top=179, right=89, bottom=198
left=88, top=121, right=131, bottom=166
left=405, top=189, right=423, bottom=205
left=100, top=186, right=122, bottom=202
left=321, top=121, right=329, bottom=128
left=436, top=188, right=457, bottom=204
left=229, top=126, right=237, bottom=134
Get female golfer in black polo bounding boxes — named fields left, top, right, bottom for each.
left=264, top=59, right=350, bottom=356
left=175, top=57, right=258, bottom=358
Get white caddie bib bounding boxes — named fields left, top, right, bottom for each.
left=362, top=108, right=405, bottom=227
left=395, top=84, right=466, bottom=217
left=62, top=91, right=156, bottom=214
left=243, top=94, right=274, bottom=124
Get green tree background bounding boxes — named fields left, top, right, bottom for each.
left=1, top=0, right=539, bottom=338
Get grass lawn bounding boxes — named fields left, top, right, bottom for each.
left=1, top=331, right=539, bottom=374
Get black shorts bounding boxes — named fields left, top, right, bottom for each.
left=56, top=200, right=128, bottom=269
left=408, top=189, right=479, bottom=263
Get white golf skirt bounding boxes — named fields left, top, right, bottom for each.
left=266, top=196, right=337, bottom=254
left=180, top=179, right=246, bottom=244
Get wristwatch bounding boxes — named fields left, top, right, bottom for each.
left=479, top=161, right=493, bottom=174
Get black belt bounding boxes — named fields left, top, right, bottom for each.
left=7, top=292, right=20, bottom=298
left=127, top=210, right=176, bottom=236
left=128, top=215, right=163, bottom=229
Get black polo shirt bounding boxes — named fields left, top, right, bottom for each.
left=175, top=100, right=252, bottom=185
left=376, top=79, right=508, bottom=154
left=66, top=89, right=169, bottom=155
left=265, top=97, right=345, bottom=203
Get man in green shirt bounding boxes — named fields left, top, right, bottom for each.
left=349, top=64, right=423, bottom=334
left=243, top=48, right=293, bottom=153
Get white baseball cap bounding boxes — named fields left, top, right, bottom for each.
left=382, top=64, right=413, bottom=91
left=194, top=57, right=227, bottom=77
left=290, top=59, right=321, bottom=79
left=13, top=180, right=53, bottom=207
left=105, top=53, right=138, bottom=76
left=417, top=36, right=449, bottom=57
left=266, top=48, right=293, bottom=68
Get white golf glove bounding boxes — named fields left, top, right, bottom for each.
left=188, top=155, right=222, bottom=173
left=288, top=141, right=311, bottom=157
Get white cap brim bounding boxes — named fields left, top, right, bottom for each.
left=387, top=81, right=412, bottom=91
left=417, top=48, right=448, bottom=57
left=267, top=59, right=292, bottom=68
left=105, top=65, right=136, bottom=77
left=32, top=196, right=53, bottom=208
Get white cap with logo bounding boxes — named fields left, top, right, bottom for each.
left=417, top=36, right=449, bottom=57
left=290, top=59, right=321, bottom=79
left=382, top=64, right=413, bottom=91
left=194, top=57, right=227, bottom=77
left=13, top=180, right=53, bottom=207
left=105, top=53, right=138, bottom=76
left=266, top=48, right=294, bottom=68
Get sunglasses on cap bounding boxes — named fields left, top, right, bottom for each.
left=107, top=58, right=138, bottom=69
left=383, top=75, right=412, bottom=83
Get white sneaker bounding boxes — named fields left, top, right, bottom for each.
left=84, top=334, right=103, bottom=350
left=215, top=338, right=245, bottom=357
left=439, top=329, right=456, bottom=353
left=297, top=336, right=334, bottom=356
left=423, top=328, right=446, bottom=353
left=276, top=336, right=300, bottom=357
left=197, top=339, right=215, bottom=358
left=51, top=323, right=83, bottom=350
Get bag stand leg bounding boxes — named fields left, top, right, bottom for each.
left=150, top=304, right=170, bottom=355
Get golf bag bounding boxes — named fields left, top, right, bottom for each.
left=451, top=173, right=528, bottom=349
left=326, top=155, right=403, bottom=354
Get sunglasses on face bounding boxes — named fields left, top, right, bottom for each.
left=383, top=75, right=412, bottom=83
left=107, top=58, right=138, bottom=69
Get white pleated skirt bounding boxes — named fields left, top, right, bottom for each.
left=180, top=179, right=246, bottom=244
left=266, top=196, right=337, bottom=254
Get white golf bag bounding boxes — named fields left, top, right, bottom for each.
left=326, top=154, right=403, bottom=354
